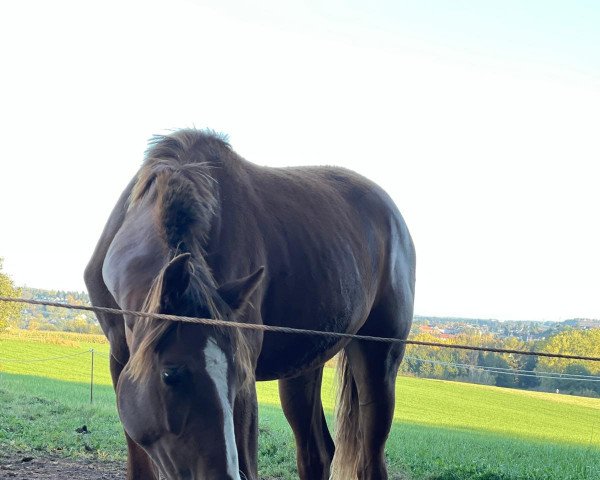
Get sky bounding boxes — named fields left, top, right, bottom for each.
left=0, top=0, right=598, bottom=321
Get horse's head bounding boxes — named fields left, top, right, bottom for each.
left=117, top=253, right=264, bottom=480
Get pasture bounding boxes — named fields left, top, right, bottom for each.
left=1, top=330, right=600, bottom=479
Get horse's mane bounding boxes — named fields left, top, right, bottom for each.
left=129, top=129, right=229, bottom=246
left=126, top=129, right=253, bottom=388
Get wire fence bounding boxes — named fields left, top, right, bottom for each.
left=2, top=344, right=600, bottom=409
left=403, top=356, right=600, bottom=383
left=0, top=349, right=99, bottom=403
left=0, top=350, right=91, bottom=363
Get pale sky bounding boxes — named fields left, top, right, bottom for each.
left=0, top=1, right=598, bottom=321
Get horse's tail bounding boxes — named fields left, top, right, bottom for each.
left=330, top=350, right=360, bottom=480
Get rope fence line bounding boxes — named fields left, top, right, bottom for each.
left=2, top=296, right=600, bottom=362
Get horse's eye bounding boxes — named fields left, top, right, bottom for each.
left=161, top=366, right=186, bottom=386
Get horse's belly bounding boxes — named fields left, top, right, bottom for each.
left=254, top=307, right=366, bottom=380
left=255, top=333, right=343, bottom=380
left=254, top=247, right=378, bottom=379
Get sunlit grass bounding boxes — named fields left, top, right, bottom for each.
left=2, top=331, right=600, bottom=479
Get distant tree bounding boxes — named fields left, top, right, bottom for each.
left=38, top=321, right=58, bottom=331
left=518, top=353, right=539, bottom=389
left=537, top=329, right=600, bottom=375
left=539, top=364, right=600, bottom=397
left=0, top=258, right=21, bottom=330
left=479, top=353, right=519, bottom=388
left=63, top=315, right=93, bottom=333
left=560, top=364, right=598, bottom=393
left=28, top=318, right=40, bottom=330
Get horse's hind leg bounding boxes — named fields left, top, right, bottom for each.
left=344, top=340, right=400, bottom=480
left=278, top=367, right=335, bottom=480
left=344, top=299, right=412, bottom=480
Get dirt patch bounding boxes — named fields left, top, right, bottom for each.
left=0, top=454, right=124, bottom=479
left=0, top=454, right=284, bottom=479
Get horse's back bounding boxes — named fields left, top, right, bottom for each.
left=255, top=164, right=415, bottom=301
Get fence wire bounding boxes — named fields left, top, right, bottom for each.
left=403, top=356, right=600, bottom=383
left=2, top=349, right=599, bottom=384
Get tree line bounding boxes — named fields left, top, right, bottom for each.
left=401, top=328, right=600, bottom=397
left=0, top=259, right=100, bottom=335
left=0, top=258, right=21, bottom=330
left=12, top=286, right=101, bottom=334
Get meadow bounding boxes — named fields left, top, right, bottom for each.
left=1, top=329, right=600, bottom=479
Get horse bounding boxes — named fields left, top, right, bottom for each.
left=84, top=129, right=415, bottom=480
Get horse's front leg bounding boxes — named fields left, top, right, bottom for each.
left=124, top=434, right=159, bottom=480
left=278, top=368, right=334, bottom=480
left=109, top=349, right=159, bottom=480
left=234, top=383, right=259, bottom=480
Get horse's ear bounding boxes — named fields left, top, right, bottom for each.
left=218, top=267, right=265, bottom=312
left=161, top=253, right=192, bottom=306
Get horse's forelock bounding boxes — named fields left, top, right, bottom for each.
left=126, top=266, right=255, bottom=390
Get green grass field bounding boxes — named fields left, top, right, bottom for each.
left=2, top=330, right=600, bottom=479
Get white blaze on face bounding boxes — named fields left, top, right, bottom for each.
left=203, top=337, right=240, bottom=480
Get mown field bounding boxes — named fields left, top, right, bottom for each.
left=1, top=329, right=600, bottom=479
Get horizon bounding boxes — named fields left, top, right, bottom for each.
left=1, top=1, right=599, bottom=322
left=9, top=284, right=600, bottom=325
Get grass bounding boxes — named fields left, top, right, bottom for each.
left=0, top=329, right=112, bottom=385
left=2, top=329, right=600, bottom=479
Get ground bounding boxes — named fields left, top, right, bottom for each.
left=0, top=453, right=124, bottom=480
left=0, top=453, right=284, bottom=480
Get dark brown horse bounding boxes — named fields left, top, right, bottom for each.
left=85, top=129, right=415, bottom=480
